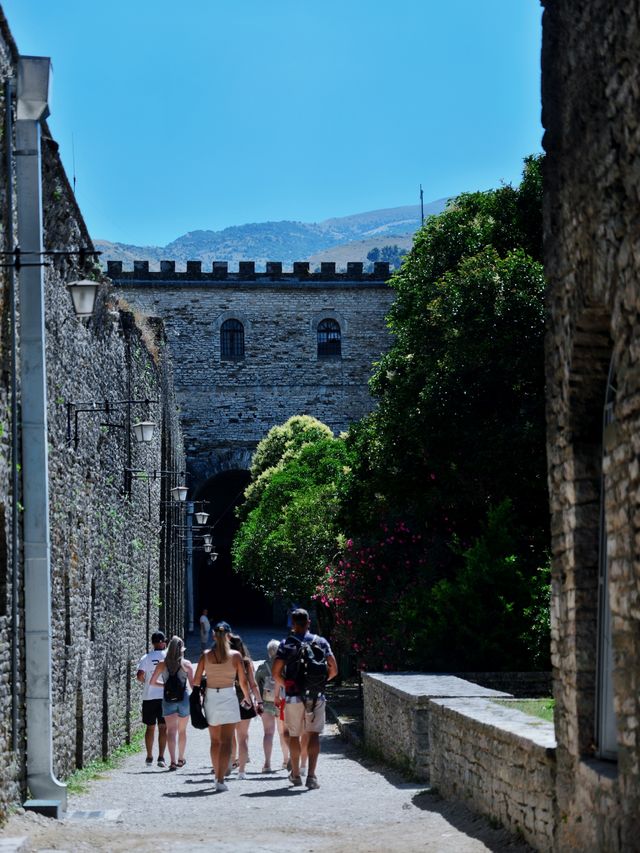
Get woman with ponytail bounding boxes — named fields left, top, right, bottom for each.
left=150, top=635, right=194, bottom=770
left=193, top=620, right=251, bottom=792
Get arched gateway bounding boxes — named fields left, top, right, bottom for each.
left=110, top=260, right=394, bottom=622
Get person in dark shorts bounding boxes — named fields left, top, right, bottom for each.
left=136, top=630, right=167, bottom=767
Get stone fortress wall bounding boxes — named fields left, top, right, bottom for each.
left=0, top=10, right=185, bottom=817
left=109, top=260, right=395, bottom=490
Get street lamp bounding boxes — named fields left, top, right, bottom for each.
left=202, top=533, right=212, bottom=546
left=194, top=511, right=209, bottom=525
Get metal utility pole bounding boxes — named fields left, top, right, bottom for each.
left=420, top=184, right=424, bottom=225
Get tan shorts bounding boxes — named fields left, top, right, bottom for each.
left=284, top=698, right=326, bottom=736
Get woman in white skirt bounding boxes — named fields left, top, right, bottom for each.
left=193, top=620, right=251, bottom=791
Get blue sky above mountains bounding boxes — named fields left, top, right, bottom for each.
left=1, top=1, right=542, bottom=246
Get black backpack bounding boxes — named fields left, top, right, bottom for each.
left=285, top=634, right=329, bottom=705
left=164, top=667, right=186, bottom=702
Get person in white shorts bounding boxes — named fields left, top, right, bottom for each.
left=272, top=609, right=338, bottom=790
left=192, top=621, right=252, bottom=792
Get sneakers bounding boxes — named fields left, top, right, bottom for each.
left=237, top=771, right=246, bottom=780
left=145, top=757, right=153, bottom=766
left=306, top=775, right=320, bottom=790
left=288, top=772, right=303, bottom=787
left=216, top=781, right=228, bottom=792
left=157, top=757, right=166, bottom=768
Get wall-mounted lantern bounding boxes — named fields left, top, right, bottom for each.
left=66, top=278, right=99, bottom=319
left=202, top=533, right=213, bottom=546
left=194, top=511, right=209, bottom=525
left=132, top=420, right=156, bottom=443
left=171, top=484, right=188, bottom=502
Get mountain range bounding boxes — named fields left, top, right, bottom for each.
left=94, top=199, right=448, bottom=271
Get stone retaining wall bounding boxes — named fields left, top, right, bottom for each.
left=362, top=673, right=511, bottom=778
left=363, top=673, right=557, bottom=852
left=428, top=698, right=556, bottom=852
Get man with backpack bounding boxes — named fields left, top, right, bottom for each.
left=272, top=608, right=338, bottom=790
left=136, top=630, right=167, bottom=768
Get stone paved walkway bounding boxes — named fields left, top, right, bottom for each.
left=0, top=627, right=533, bottom=852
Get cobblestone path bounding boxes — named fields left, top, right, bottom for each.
left=1, top=629, right=532, bottom=852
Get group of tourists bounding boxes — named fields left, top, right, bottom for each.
left=136, top=608, right=338, bottom=792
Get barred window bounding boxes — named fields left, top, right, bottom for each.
left=317, top=318, right=341, bottom=358
left=220, top=319, right=244, bottom=360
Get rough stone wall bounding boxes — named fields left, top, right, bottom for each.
left=428, top=699, right=556, bottom=852
left=362, top=673, right=556, bottom=851
left=0, top=8, right=185, bottom=816
left=542, top=1, right=640, bottom=849
left=110, top=263, right=394, bottom=490
left=362, top=673, right=511, bottom=780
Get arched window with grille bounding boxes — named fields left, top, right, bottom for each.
left=220, top=319, right=244, bottom=360
left=317, top=318, right=341, bottom=359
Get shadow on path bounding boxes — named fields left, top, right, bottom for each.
left=411, top=790, right=534, bottom=852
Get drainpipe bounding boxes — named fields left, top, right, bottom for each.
left=185, top=501, right=194, bottom=634
left=15, top=56, right=67, bottom=811
left=5, top=77, right=20, bottom=755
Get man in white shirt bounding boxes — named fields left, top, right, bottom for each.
left=136, top=630, right=167, bottom=768
left=199, top=608, right=211, bottom=652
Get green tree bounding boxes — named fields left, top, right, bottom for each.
left=233, top=421, right=351, bottom=601
left=239, top=414, right=334, bottom=518
left=344, top=156, right=547, bottom=556
left=366, top=244, right=407, bottom=270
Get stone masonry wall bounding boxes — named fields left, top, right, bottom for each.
left=428, top=698, right=557, bottom=851
left=362, top=673, right=512, bottom=779
left=0, top=9, right=185, bottom=817
left=363, top=673, right=557, bottom=852
left=110, top=262, right=394, bottom=490
left=542, top=1, right=640, bottom=849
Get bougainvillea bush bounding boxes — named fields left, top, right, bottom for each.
left=316, top=501, right=550, bottom=673
left=314, top=520, right=436, bottom=671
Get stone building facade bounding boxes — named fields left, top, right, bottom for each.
left=542, top=1, right=640, bottom=849
left=109, top=260, right=394, bottom=486
left=0, top=11, right=185, bottom=817
left=110, top=261, right=394, bottom=623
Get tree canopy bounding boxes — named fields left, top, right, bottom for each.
left=343, top=156, right=547, bottom=557
left=233, top=416, right=350, bottom=601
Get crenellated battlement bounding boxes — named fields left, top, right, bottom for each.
left=107, top=259, right=391, bottom=284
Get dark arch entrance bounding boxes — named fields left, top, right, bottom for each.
left=194, top=469, right=272, bottom=626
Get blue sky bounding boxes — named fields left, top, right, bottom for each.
left=1, top=1, right=542, bottom=246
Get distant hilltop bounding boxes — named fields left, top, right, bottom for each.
left=94, top=200, right=448, bottom=272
